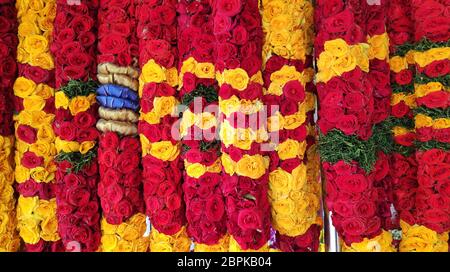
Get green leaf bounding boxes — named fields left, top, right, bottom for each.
left=55, top=150, right=97, bottom=173
left=60, top=79, right=98, bottom=99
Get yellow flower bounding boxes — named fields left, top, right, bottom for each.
left=219, top=96, right=241, bottom=117
left=392, top=126, right=412, bottom=137
left=415, top=82, right=444, bottom=98
left=270, top=65, right=302, bottom=84
left=269, top=30, right=290, bottom=47
left=389, top=56, right=408, bottom=73
left=351, top=44, right=369, bottom=72
left=55, top=137, right=80, bottom=153
left=15, top=165, right=30, bottom=184
left=195, top=235, right=230, bottom=252
left=223, top=68, right=250, bottom=91
left=262, top=0, right=286, bottom=22
left=236, top=154, right=268, bottom=179
left=18, top=21, right=40, bottom=37
left=17, top=196, right=38, bottom=216
left=37, top=124, right=55, bottom=143
left=30, top=167, right=53, bottom=183
left=399, top=220, right=449, bottom=252
left=79, top=141, right=95, bottom=154
left=269, top=168, right=292, bottom=196
left=55, top=91, right=69, bottom=109
left=283, top=109, right=306, bottom=130
left=221, top=153, right=236, bottom=176
left=35, top=83, right=54, bottom=100
left=32, top=52, right=54, bottom=70
left=165, top=67, right=179, bottom=87
left=414, top=47, right=450, bottom=68
left=142, top=60, right=165, bottom=83
left=324, top=39, right=350, bottom=57
left=277, top=139, right=306, bottom=160
left=368, top=33, right=389, bottom=60
left=185, top=163, right=207, bottom=179
left=23, top=34, right=48, bottom=55
left=14, top=77, right=36, bottom=98
left=415, top=114, right=433, bottom=128
left=101, top=234, right=119, bottom=252
left=140, top=111, right=161, bottom=125
left=332, top=52, right=357, bottom=76
left=433, top=118, right=450, bottom=129
left=195, top=62, right=215, bottom=79
left=149, top=141, right=180, bottom=161
left=153, top=96, right=178, bottom=118
left=69, top=96, right=91, bottom=116
left=343, top=231, right=395, bottom=252
left=181, top=57, right=196, bottom=75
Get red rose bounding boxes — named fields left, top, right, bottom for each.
left=67, top=52, right=92, bottom=68
left=419, top=149, right=446, bottom=164
left=237, top=208, right=261, bottom=230
left=394, top=69, right=413, bottom=85
left=216, top=42, right=237, bottom=62
left=336, top=114, right=359, bottom=135
left=335, top=174, right=368, bottom=193
left=232, top=25, right=248, bottom=45
left=119, top=136, right=140, bottom=151
left=22, top=65, right=50, bottom=83
left=166, top=194, right=182, bottom=211
left=100, top=131, right=119, bottom=149
left=280, top=100, right=298, bottom=116
left=69, top=15, right=94, bottom=33
left=391, top=102, right=410, bottom=118
left=323, top=9, right=354, bottom=34
left=424, top=59, right=450, bottom=78
left=76, top=127, right=98, bottom=142
left=117, top=152, right=139, bottom=174
left=205, top=194, right=225, bottom=222
left=106, top=183, right=124, bottom=204
left=99, top=149, right=117, bottom=168
left=341, top=217, right=366, bottom=236
left=21, top=151, right=44, bottom=169
left=115, top=199, right=133, bottom=219
left=344, top=92, right=365, bottom=110
left=216, top=0, right=242, bottom=17
left=283, top=80, right=305, bottom=103
left=16, top=124, right=37, bottom=144
left=66, top=187, right=90, bottom=207
left=99, top=34, right=128, bottom=55
left=240, top=82, right=262, bottom=100
left=354, top=200, right=376, bottom=218
left=333, top=200, right=354, bottom=217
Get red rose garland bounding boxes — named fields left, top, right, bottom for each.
left=137, top=0, right=191, bottom=252
left=386, top=0, right=420, bottom=250
left=213, top=0, right=271, bottom=251
left=96, top=0, right=148, bottom=252
left=177, top=0, right=228, bottom=251
left=261, top=0, right=322, bottom=252
left=363, top=0, right=397, bottom=237
left=52, top=0, right=101, bottom=252
left=0, top=0, right=20, bottom=252
left=315, top=0, right=394, bottom=251
left=13, top=0, right=63, bottom=251
left=410, top=0, right=450, bottom=251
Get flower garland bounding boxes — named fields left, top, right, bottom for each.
left=52, top=0, right=101, bottom=252
left=13, top=0, right=62, bottom=251
left=386, top=0, right=419, bottom=251
left=95, top=0, right=148, bottom=252
left=261, top=0, right=322, bottom=252
left=0, top=0, right=20, bottom=252
left=177, top=0, right=228, bottom=251
left=212, top=0, right=271, bottom=251
left=315, top=0, right=394, bottom=251
left=363, top=0, right=397, bottom=244
left=137, top=0, right=190, bottom=252
left=411, top=0, right=449, bottom=252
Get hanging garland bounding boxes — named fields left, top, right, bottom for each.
left=386, top=0, right=420, bottom=251
left=261, top=0, right=322, bottom=252
left=137, top=0, right=190, bottom=252
left=315, top=0, right=394, bottom=252
left=363, top=0, right=396, bottom=246
left=51, top=0, right=101, bottom=252
left=13, top=0, right=63, bottom=251
left=0, top=0, right=20, bottom=252
left=95, top=0, right=148, bottom=252
left=212, top=0, right=271, bottom=251
left=177, top=0, right=228, bottom=252
left=410, top=0, right=450, bottom=251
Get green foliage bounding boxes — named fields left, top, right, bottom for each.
left=55, top=150, right=97, bottom=173
left=415, top=106, right=450, bottom=119
left=181, top=84, right=218, bottom=107
left=60, top=79, right=98, bottom=99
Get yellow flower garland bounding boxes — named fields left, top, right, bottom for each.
left=341, top=231, right=396, bottom=252
left=0, top=136, right=20, bottom=251
left=14, top=0, right=59, bottom=247
left=399, top=221, right=449, bottom=252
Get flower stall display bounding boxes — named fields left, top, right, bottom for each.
left=0, top=0, right=20, bottom=252
left=13, top=0, right=63, bottom=252
left=261, top=0, right=322, bottom=252
left=51, top=0, right=101, bottom=252
left=137, top=0, right=191, bottom=252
